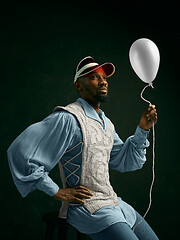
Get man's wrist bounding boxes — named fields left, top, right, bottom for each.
left=36, top=173, right=60, bottom=196
left=132, top=125, right=150, bottom=146
left=139, top=123, right=150, bottom=131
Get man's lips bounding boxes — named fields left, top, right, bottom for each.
left=98, top=88, right=108, bottom=93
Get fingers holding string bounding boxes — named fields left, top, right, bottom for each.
left=147, top=104, right=157, bottom=122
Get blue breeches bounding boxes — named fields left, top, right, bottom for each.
left=88, top=211, right=159, bottom=240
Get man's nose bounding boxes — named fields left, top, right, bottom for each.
left=98, top=77, right=108, bottom=86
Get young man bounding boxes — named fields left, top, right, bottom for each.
left=8, top=56, right=158, bottom=239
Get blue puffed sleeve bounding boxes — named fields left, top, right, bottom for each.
left=109, top=125, right=150, bottom=172
left=7, top=111, right=76, bottom=197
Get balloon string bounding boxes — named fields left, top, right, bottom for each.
left=132, top=83, right=155, bottom=232
left=140, top=83, right=154, bottom=105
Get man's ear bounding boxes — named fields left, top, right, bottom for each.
left=74, top=79, right=83, bottom=92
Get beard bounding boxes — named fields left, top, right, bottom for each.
left=95, top=93, right=109, bottom=103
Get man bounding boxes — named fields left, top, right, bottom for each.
left=8, top=56, right=158, bottom=239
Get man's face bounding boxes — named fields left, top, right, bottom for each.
left=76, top=71, right=109, bottom=103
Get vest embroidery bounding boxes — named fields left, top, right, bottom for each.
left=55, top=102, right=119, bottom=218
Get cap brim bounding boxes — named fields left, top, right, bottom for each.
left=79, top=63, right=115, bottom=78
left=100, top=63, right=115, bottom=78
left=74, top=61, right=115, bottom=83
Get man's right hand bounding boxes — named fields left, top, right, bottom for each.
left=53, top=185, right=93, bottom=204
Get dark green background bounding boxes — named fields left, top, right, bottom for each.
left=1, top=2, right=179, bottom=239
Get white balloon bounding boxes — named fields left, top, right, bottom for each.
left=129, top=38, right=160, bottom=84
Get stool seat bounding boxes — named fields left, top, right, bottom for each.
left=42, top=211, right=89, bottom=240
left=42, top=211, right=70, bottom=226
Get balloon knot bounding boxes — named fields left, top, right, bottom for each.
left=149, top=82, right=154, bottom=89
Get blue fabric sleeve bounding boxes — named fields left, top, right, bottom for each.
left=109, top=125, right=150, bottom=172
left=7, top=111, right=76, bottom=197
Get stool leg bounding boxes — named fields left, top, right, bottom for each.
left=77, top=230, right=81, bottom=240
left=44, top=222, right=56, bottom=240
left=58, top=225, right=68, bottom=240
left=77, top=230, right=89, bottom=240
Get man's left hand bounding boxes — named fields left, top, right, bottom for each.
left=139, top=105, right=157, bottom=130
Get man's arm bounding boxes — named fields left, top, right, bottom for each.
left=109, top=105, right=157, bottom=172
left=7, top=111, right=76, bottom=198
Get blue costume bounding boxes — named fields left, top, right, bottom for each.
left=7, top=98, right=158, bottom=239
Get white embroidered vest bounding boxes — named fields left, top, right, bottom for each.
left=55, top=102, right=119, bottom=218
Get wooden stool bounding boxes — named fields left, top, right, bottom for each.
left=42, top=211, right=88, bottom=240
